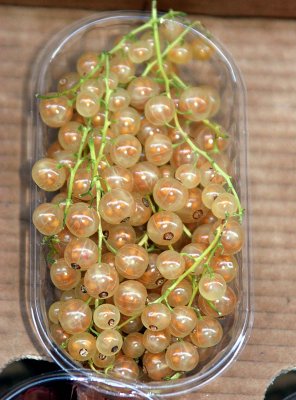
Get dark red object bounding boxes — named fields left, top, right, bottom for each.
left=22, top=387, right=57, bottom=400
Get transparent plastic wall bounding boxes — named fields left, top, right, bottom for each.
left=29, top=13, right=252, bottom=398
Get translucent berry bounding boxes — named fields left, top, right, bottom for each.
left=161, top=279, right=192, bottom=307
left=141, top=303, right=171, bottom=331
left=122, top=332, right=145, bottom=358
left=58, top=121, right=84, bottom=152
left=145, top=133, right=173, bottom=166
left=165, top=342, right=199, bottom=372
left=107, top=224, right=136, bottom=250
left=115, top=244, right=149, bottom=279
left=93, top=304, right=121, bottom=329
left=64, top=237, right=98, bottom=271
left=199, top=273, right=227, bottom=301
left=128, top=40, right=153, bottom=63
left=58, top=299, right=92, bottom=334
left=110, top=107, right=141, bottom=136
left=114, top=280, right=147, bottom=316
left=65, top=202, right=99, bottom=237
left=109, top=88, right=131, bottom=112
left=33, top=203, right=64, bottom=235
left=84, top=263, right=119, bottom=299
left=143, top=351, right=172, bottom=381
left=68, top=332, right=96, bottom=361
left=127, top=77, right=160, bottom=110
left=147, top=211, right=183, bottom=246
left=50, top=258, right=81, bottom=291
left=156, top=250, right=185, bottom=280
left=153, top=177, right=188, bottom=212
left=143, top=329, right=171, bottom=354
left=211, top=192, right=238, bottom=219
left=39, top=95, right=73, bottom=128
left=96, top=329, right=123, bottom=356
left=32, top=158, right=66, bottom=191
left=110, top=134, right=142, bottom=168
left=98, top=189, right=135, bottom=225
left=145, top=96, right=175, bottom=126
left=169, top=306, right=197, bottom=338
left=179, top=87, right=211, bottom=122
left=175, top=164, right=201, bottom=189
left=130, top=161, right=160, bottom=195
left=190, top=316, right=223, bottom=348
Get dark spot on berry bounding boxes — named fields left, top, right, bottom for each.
left=163, top=232, right=174, bottom=241
left=111, top=346, right=119, bottom=353
left=71, top=263, right=81, bottom=270
left=99, top=353, right=106, bottom=360
left=193, top=209, right=203, bottom=219
left=103, top=230, right=109, bottom=239
left=142, top=198, right=149, bottom=207
left=108, top=319, right=115, bottom=326
left=149, top=325, right=158, bottom=331
left=156, top=278, right=165, bottom=286
left=81, top=285, right=87, bottom=294
left=79, top=348, right=88, bottom=357
left=121, top=217, right=130, bottom=223
left=99, top=291, right=108, bottom=298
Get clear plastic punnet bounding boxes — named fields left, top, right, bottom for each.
left=29, top=11, right=252, bottom=399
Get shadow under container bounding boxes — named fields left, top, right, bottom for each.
left=29, top=11, right=252, bottom=399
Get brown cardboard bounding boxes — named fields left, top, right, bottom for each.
left=0, top=5, right=295, bottom=399
left=0, top=0, right=296, bottom=17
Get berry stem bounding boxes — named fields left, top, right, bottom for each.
left=151, top=225, right=223, bottom=304
left=64, top=122, right=91, bottom=217
left=149, top=2, right=243, bottom=221
left=37, top=53, right=105, bottom=99
left=142, top=21, right=196, bottom=77
left=138, top=233, right=149, bottom=247
left=188, top=278, right=199, bottom=306
left=183, top=224, right=192, bottom=238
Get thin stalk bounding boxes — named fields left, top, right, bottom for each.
left=183, top=224, right=192, bottom=238
left=142, top=22, right=196, bottom=77
left=152, top=225, right=222, bottom=304
left=138, top=233, right=149, bottom=247
left=174, top=117, right=243, bottom=220
left=37, top=53, right=105, bottom=99
left=64, top=124, right=90, bottom=217
left=188, top=279, right=199, bottom=307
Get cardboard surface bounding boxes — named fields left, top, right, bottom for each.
left=0, top=5, right=296, bottom=399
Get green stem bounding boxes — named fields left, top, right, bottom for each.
left=171, top=73, right=188, bottom=89
left=206, top=299, right=223, bottom=317
left=183, top=224, right=192, bottom=238
left=174, top=116, right=243, bottom=221
left=37, top=53, right=105, bottom=99
left=110, top=9, right=186, bottom=55
left=188, top=278, right=199, bottom=307
left=102, top=237, right=117, bottom=254
left=93, top=55, right=112, bottom=176
left=64, top=123, right=90, bottom=217
left=116, top=315, right=139, bottom=330
left=143, top=22, right=196, bottom=77
left=89, top=360, right=100, bottom=374
left=149, top=5, right=243, bottom=222
left=153, top=226, right=222, bottom=304
left=138, top=233, right=149, bottom=247
left=146, top=195, right=156, bottom=213
left=152, top=2, right=171, bottom=96
left=89, top=325, right=100, bottom=336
